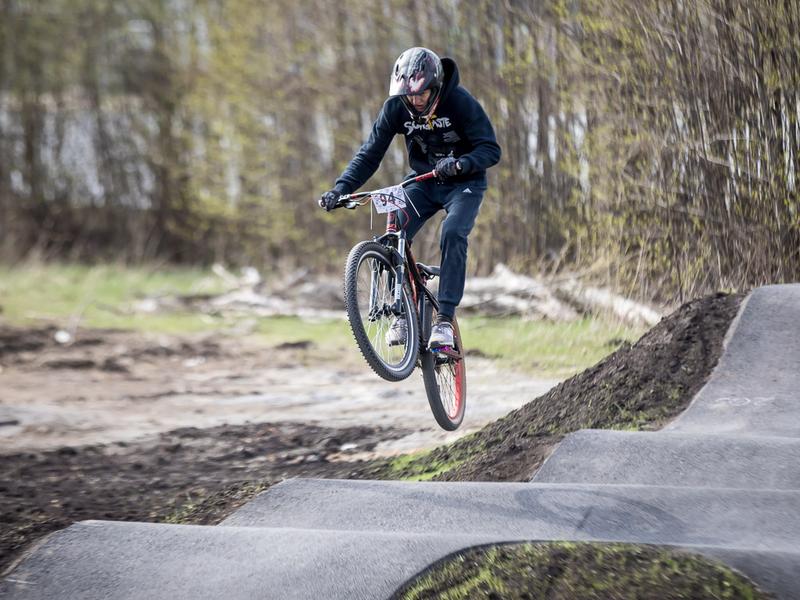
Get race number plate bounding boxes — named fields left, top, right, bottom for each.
left=370, top=184, right=407, bottom=214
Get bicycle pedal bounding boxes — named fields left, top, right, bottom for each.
left=431, top=345, right=453, bottom=353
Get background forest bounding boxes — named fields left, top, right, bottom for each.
left=1, top=0, right=797, bottom=302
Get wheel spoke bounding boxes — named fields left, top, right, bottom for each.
left=435, top=361, right=458, bottom=418
left=354, top=252, right=412, bottom=370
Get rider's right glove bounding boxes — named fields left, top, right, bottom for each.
left=319, top=190, right=341, bottom=212
left=435, top=156, right=462, bottom=181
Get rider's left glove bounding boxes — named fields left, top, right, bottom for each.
left=435, top=156, right=462, bottom=181
left=319, top=190, right=341, bottom=212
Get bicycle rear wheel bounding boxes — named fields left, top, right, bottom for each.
left=344, top=241, right=420, bottom=381
left=421, top=300, right=466, bottom=430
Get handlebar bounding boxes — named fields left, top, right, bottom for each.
left=407, top=170, right=438, bottom=184
left=334, top=171, right=437, bottom=210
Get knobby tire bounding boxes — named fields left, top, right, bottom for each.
left=420, top=300, right=467, bottom=430
left=343, top=241, right=420, bottom=382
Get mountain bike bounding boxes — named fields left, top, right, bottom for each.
left=332, top=171, right=466, bottom=431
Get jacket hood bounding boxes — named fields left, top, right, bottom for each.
left=439, top=58, right=460, bottom=102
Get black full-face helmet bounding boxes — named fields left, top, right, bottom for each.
left=388, top=47, right=444, bottom=123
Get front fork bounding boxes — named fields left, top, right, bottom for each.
left=392, top=234, right=407, bottom=314
left=368, top=263, right=381, bottom=318
left=384, top=211, right=407, bottom=316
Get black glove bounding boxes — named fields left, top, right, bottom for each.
left=435, top=156, right=462, bottom=180
left=319, top=190, right=341, bottom=212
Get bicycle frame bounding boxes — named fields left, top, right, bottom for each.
left=337, top=170, right=464, bottom=359
left=337, top=172, right=468, bottom=429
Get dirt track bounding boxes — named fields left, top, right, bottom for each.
left=0, top=327, right=557, bottom=453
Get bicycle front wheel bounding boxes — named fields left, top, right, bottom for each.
left=421, top=302, right=467, bottom=431
left=344, top=241, right=420, bottom=381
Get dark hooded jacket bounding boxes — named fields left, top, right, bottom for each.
left=334, top=58, right=501, bottom=194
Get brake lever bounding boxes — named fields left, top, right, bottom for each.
left=336, top=194, right=362, bottom=210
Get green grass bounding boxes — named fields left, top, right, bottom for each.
left=0, top=262, right=228, bottom=332
left=0, top=262, right=645, bottom=377
left=253, top=315, right=351, bottom=348
left=460, top=316, right=645, bottom=377
left=0, top=262, right=352, bottom=350
left=382, top=450, right=467, bottom=481
left=400, top=542, right=767, bottom=599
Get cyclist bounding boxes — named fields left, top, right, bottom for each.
left=319, top=47, right=501, bottom=349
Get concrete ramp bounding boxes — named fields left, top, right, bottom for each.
left=3, top=521, right=799, bottom=600
left=222, top=478, right=800, bottom=552
left=666, top=285, right=800, bottom=437
left=3, top=284, right=800, bottom=598
left=0, top=521, right=490, bottom=600
left=532, top=429, right=800, bottom=488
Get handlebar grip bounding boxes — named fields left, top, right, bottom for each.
left=414, top=171, right=438, bottom=182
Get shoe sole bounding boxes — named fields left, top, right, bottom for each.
left=428, top=339, right=454, bottom=350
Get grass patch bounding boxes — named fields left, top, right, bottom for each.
left=460, top=316, right=645, bottom=377
left=398, top=542, right=768, bottom=600
left=0, top=262, right=644, bottom=378
left=357, top=431, right=492, bottom=482
left=0, top=262, right=353, bottom=352
left=381, top=450, right=468, bottom=482
left=253, top=315, right=351, bottom=349
left=0, top=262, right=228, bottom=332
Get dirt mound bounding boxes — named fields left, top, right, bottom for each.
left=357, top=292, right=744, bottom=482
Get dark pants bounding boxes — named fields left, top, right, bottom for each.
left=396, top=178, right=486, bottom=319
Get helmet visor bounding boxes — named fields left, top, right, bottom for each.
left=389, top=70, right=434, bottom=97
